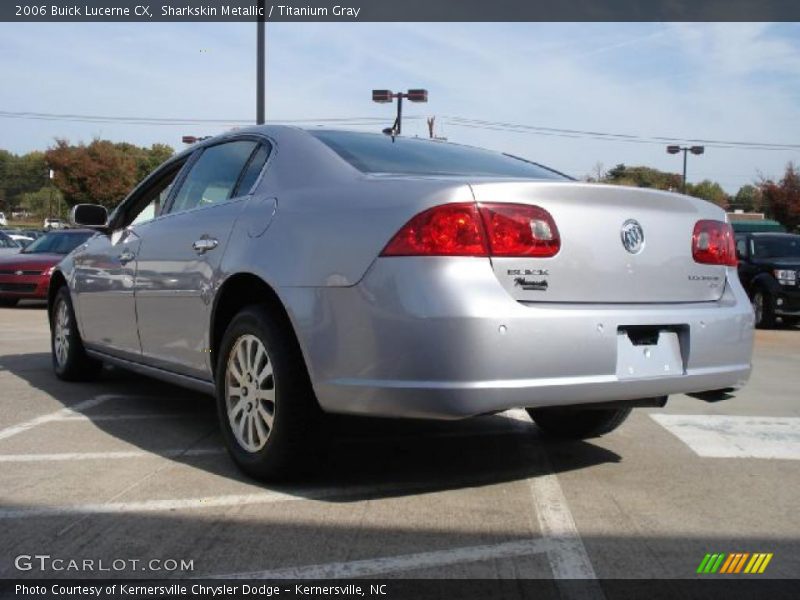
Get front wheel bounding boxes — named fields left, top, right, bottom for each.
left=527, top=406, right=633, bottom=439
left=50, top=286, right=102, bottom=381
left=215, top=305, right=322, bottom=481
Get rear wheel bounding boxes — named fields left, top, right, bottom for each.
left=51, top=286, right=102, bottom=381
left=0, top=298, right=19, bottom=307
left=215, top=304, right=322, bottom=481
left=527, top=406, right=632, bottom=439
left=752, top=289, right=776, bottom=329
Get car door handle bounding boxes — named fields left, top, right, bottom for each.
left=192, top=238, right=219, bottom=254
left=118, top=249, right=136, bottom=265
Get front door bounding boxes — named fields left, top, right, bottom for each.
left=73, top=159, right=187, bottom=358
left=134, top=139, right=270, bottom=379
left=72, top=229, right=141, bottom=357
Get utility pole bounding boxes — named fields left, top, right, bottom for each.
left=256, top=0, right=266, bottom=124
left=667, top=145, right=705, bottom=193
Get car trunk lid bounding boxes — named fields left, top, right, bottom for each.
left=469, top=181, right=728, bottom=303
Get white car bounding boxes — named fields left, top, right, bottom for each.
left=0, top=213, right=7, bottom=227
left=43, top=218, right=65, bottom=230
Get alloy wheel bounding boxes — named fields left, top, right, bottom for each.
left=53, top=300, right=70, bottom=368
left=225, top=334, right=276, bottom=452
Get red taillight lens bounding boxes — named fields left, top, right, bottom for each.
left=381, top=202, right=560, bottom=258
left=692, top=220, right=737, bottom=266
left=479, top=203, right=560, bottom=257
left=381, top=202, right=488, bottom=256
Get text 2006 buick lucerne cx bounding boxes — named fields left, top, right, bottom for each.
left=48, top=127, right=754, bottom=479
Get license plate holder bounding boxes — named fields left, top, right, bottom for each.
left=616, top=328, right=684, bottom=380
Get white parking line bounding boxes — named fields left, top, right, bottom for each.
left=0, top=481, right=462, bottom=520
left=0, top=394, right=119, bottom=441
left=651, top=414, right=800, bottom=460
left=53, top=413, right=194, bottom=422
left=216, top=539, right=552, bottom=579
left=504, top=410, right=601, bottom=585
left=0, top=447, right=225, bottom=462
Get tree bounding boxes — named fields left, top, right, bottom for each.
left=45, top=139, right=174, bottom=210
left=0, top=149, right=47, bottom=212
left=603, top=164, right=682, bottom=191
left=686, top=180, right=729, bottom=208
left=731, top=184, right=761, bottom=212
left=760, top=163, right=800, bottom=231
left=19, top=187, right=66, bottom=219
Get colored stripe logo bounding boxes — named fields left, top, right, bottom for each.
left=696, top=553, right=773, bottom=574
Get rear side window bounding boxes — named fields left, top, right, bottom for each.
left=235, top=143, right=271, bottom=195
left=169, top=141, right=258, bottom=214
left=310, top=130, right=567, bottom=179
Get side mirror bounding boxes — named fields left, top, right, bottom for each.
left=70, top=204, right=108, bottom=228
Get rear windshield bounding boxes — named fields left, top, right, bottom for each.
left=310, top=130, right=567, bottom=179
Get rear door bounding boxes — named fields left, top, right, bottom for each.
left=134, top=138, right=271, bottom=378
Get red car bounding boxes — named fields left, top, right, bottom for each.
left=0, top=229, right=94, bottom=307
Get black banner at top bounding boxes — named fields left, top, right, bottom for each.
left=2, top=0, right=800, bottom=22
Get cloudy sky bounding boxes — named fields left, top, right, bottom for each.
left=0, top=22, right=798, bottom=192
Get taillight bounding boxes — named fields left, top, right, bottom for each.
left=692, top=220, right=737, bottom=266
left=479, top=203, right=560, bottom=257
left=381, top=202, right=560, bottom=258
left=381, top=202, right=488, bottom=256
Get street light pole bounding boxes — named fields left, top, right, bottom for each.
left=667, top=145, right=705, bottom=194
left=256, top=0, right=265, bottom=125
left=371, top=89, right=428, bottom=136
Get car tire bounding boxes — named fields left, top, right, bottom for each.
left=0, top=298, right=19, bottom=307
left=752, top=289, right=776, bottom=329
left=215, top=304, right=322, bottom=481
left=50, top=286, right=103, bottom=381
left=526, top=406, right=633, bottom=439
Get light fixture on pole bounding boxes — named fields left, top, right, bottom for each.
left=372, top=89, right=428, bottom=136
left=667, top=145, right=705, bottom=193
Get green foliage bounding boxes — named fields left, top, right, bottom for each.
left=602, top=163, right=730, bottom=207
left=759, top=163, right=800, bottom=232
left=0, top=149, right=47, bottom=212
left=18, top=186, right=66, bottom=219
left=45, top=139, right=174, bottom=210
left=603, top=164, right=683, bottom=192
left=0, top=140, right=174, bottom=214
left=731, top=184, right=761, bottom=212
left=686, top=180, right=729, bottom=208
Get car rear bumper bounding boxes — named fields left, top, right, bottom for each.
left=283, top=258, right=754, bottom=419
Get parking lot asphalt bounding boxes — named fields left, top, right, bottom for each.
left=0, top=302, right=798, bottom=585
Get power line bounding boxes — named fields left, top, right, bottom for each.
left=0, top=109, right=797, bottom=152
left=0, top=110, right=423, bottom=127
left=441, top=116, right=800, bottom=152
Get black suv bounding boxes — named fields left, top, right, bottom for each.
left=735, top=232, right=800, bottom=328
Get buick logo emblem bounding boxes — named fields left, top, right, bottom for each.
left=14, top=270, right=23, bottom=276
left=620, top=219, right=645, bottom=254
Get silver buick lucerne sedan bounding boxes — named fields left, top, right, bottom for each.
left=49, top=127, right=754, bottom=479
